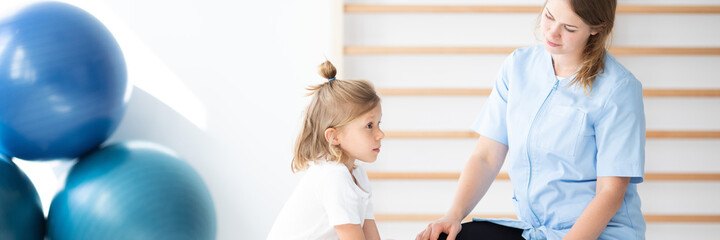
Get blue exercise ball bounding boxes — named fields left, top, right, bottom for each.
left=47, top=141, right=216, bottom=240
left=0, top=156, right=45, bottom=239
left=0, top=2, right=128, bottom=160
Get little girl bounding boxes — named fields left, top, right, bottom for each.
left=267, top=60, right=383, bottom=240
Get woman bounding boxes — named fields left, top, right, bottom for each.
left=416, top=0, right=645, bottom=239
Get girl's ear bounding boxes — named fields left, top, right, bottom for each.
left=325, top=128, right=340, bottom=146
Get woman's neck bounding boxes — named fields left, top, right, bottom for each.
left=552, top=52, right=583, bottom=78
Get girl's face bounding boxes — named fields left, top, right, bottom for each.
left=336, top=104, right=384, bottom=164
left=541, top=0, right=598, bottom=57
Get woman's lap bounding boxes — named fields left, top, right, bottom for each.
left=438, top=221, right=524, bottom=240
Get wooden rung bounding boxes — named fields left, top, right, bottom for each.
left=379, top=88, right=492, bottom=96
left=646, top=173, right=720, bottom=181
left=612, top=47, right=720, bottom=55
left=386, top=131, right=479, bottom=139
left=369, top=172, right=464, bottom=180
left=374, top=214, right=720, bottom=223
left=367, top=172, right=720, bottom=181
left=620, top=5, right=720, bottom=14
left=345, top=46, right=515, bottom=55
left=384, top=131, right=720, bottom=139
left=647, top=131, right=720, bottom=139
left=344, top=46, right=720, bottom=55
left=345, top=5, right=541, bottom=13
left=378, top=88, right=720, bottom=97
left=374, top=214, right=516, bottom=222
left=345, top=5, right=720, bottom=14
left=645, top=215, right=720, bottom=222
left=645, top=89, right=720, bottom=97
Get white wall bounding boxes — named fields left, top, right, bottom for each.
left=5, top=0, right=342, bottom=239
left=344, top=0, right=720, bottom=239
left=6, top=0, right=719, bottom=239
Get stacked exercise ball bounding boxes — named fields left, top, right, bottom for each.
left=0, top=156, right=45, bottom=239
left=47, top=142, right=216, bottom=240
left=0, top=1, right=127, bottom=161
left=0, top=2, right=216, bottom=239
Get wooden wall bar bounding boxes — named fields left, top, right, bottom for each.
left=367, top=172, right=720, bottom=181
left=345, top=46, right=720, bottom=55
left=374, top=214, right=720, bottom=223
left=384, top=131, right=720, bottom=139
left=377, top=88, right=720, bottom=97
left=345, top=5, right=720, bottom=14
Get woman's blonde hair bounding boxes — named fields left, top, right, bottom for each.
left=538, top=0, right=616, bottom=94
left=291, top=60, right=380, bottom=172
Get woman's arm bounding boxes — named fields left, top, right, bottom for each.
left=335, top=224, right=365, bottom=240
left=447, top=136, right=509, bottom=222
left=562, top=176, right=630, bottom=240
left=417, top=136, right=509, bottom=240
left=363, top=219, right=381, bottom=240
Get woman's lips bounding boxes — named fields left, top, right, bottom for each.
left=546, top=39, right=560, bottom=47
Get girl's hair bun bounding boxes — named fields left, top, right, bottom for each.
left=318, top=60, right=337, bottom=81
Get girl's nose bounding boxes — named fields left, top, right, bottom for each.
left=377, top=129, right=385, bottom=140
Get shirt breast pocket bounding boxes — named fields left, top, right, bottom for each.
left=536, top=106, right=586, bottom=157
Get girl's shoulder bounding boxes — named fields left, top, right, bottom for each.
left=308, top=161, right=372, bottom=197
left=307, top=160, right=353, bottom=179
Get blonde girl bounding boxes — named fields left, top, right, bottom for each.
left=268, top=61, right=384, bottom=240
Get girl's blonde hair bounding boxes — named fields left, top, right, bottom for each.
left=538, top=0, right=616, bottom=94
left=291, top=60, right=380, bottom=172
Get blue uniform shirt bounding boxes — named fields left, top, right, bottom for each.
left=472, top=45, right=646, bottom=240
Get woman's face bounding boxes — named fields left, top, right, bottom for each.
left=541, top=0, right=598, bottom=57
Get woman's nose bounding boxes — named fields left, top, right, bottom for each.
left=547, top=23, right=561, bottom=38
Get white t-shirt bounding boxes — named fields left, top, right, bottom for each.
left=267, top=161, right=374, bottom=240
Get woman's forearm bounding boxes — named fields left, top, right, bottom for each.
left=563, top=177, right=630, bottom=240
left=446, top=137, right=508, bottom=220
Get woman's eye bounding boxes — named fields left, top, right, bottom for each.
left=565, top=27, right=576, bottom=33
left=545, top=14, right=552, bottom=20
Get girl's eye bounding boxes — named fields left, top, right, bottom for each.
left=366, top=123, right=373, bottom=129
left=565, top=27, right=576, bottom=33
left=545, top=14, right=552, bottom=20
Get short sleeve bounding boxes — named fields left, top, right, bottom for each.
left=472, top=52, right=513, bottom=145
left=595, top=77, right=646, bottom=183
left=364, top=198, right=374, bottom=220
left=320, top=169, right=364, bottom=226
left=353, top=166, right=375, bottom=220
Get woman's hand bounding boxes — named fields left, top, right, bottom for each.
left=415, top=216, right=462, bottom=240
left=416, top=136, right=508, bottom=240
